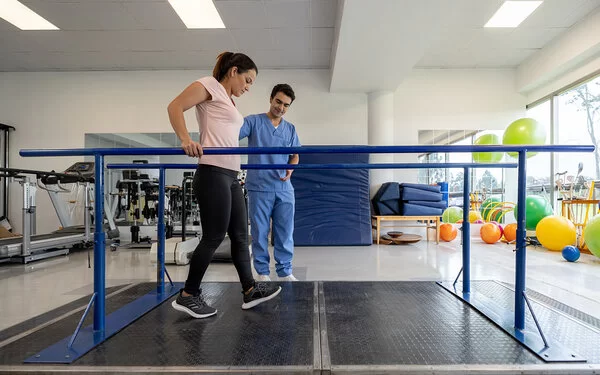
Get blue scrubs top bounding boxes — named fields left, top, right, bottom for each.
left=240, top=113, right=301, bottom=192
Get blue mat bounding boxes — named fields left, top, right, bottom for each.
left=403, top=200, right=448, bottom=209
left=400, top=183, right=441, bottom=193
left=292, top=153, right=371, bottom=246
left=372, top=182, right=401, bottom=215
left=401, top=203, right=444, bottom=216
left=401, top=187, right=443, bottom=202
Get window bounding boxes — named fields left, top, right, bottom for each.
left=556, top=76, right=600, bottom=200
left=472, top=130, right=505, bottom=202
left=446, top=136, right=472, bottom=192
left=418, top=153, right=446, bottom=185
left=524, top=100, right=552, bottom=200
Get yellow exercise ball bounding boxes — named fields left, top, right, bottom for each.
left=535, top=215, right=576, bottom=251
left=469, top=210, right=483, bottom=223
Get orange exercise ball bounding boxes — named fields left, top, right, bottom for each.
left=480, top=222, right=502, bottom=244
left=440, top=223, right=458, bottom=242
left=503, top=223, right=517, bottom=242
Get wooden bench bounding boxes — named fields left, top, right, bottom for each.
left=372, top=215, right=441, bottom=244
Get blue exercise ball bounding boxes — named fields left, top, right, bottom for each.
left=561, top=245, right=580, bottom=262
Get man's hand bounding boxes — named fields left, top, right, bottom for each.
left=280, top=169, right=293, bottom=181
left=181, top=139, right=203, bottom=158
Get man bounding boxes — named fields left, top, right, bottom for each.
left=239, top=83, right=300, bottom=281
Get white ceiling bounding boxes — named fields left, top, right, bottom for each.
left=329, top=0, right=600, bottom=91
left=0, top=0, right=337, bottom=71
left=1, top=0, right=599, bottom=92
left=417, top=0, right=600, bottom=69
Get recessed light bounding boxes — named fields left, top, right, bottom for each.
left=168, top=0, right=225, bottom=29
left=0, top=0, right=59, bottom=30
left=485, top=1, right=543, bottom=28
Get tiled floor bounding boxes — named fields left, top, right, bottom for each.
left=1, top=228, right=600, bottom=331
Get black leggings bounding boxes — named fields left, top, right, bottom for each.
left=184, top=165, right=254, bottom=294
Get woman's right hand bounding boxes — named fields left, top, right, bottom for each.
left=181, top=139, right=203, bottom=158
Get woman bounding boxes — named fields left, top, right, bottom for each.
left=167, top=52, right=281, bottom=319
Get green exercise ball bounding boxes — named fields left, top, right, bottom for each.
left=584, top=215, right=600, bottom=258
left=480, top=197, right=501, bottom=221
left=442, top=206, right=463, bottom=224
left=473, top=134, right=503, bottom=163
left=513, top=195, right=553, bottom=231
left=502, top=118, right=546, bottom=158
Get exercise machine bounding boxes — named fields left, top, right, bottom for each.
left=0, top=165, right=92, bottom=263
left=0, top=162, right=119, bottom=263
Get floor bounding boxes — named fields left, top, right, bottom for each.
left=1, top=227, right=600, bottom=332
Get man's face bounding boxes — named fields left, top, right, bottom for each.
left=269, top=92, right=292, bottom=119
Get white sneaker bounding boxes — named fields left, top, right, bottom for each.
left=279, top=274, right=298, bottom=282
left=256, top=274, right=271, bottom=282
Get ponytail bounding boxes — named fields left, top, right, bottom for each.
left=212, top=52, right=258, bottom=82
left=212, top=52, right=234, bottom=81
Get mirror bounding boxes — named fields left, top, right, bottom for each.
left=85, top=132, right=249, bottom=188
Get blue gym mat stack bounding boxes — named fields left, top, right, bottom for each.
left=400, top=183, right=447, bottom=216
left=372, top=183, right=447, bottom=216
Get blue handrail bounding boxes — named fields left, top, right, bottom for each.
left=107, top=162, right=519, bottom=170
left=19, top=144, right=595, bottom=157
left=21, top=144, right=595, bottom=364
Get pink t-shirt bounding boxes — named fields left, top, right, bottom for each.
left=195, top=76, right=243, bottom=172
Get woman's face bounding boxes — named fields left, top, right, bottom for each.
left=231, top=68, right=256, bottom=97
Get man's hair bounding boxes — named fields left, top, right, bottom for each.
left=270, top=83, right=295, bottom=103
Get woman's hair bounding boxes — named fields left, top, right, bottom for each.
left=212, top=52, right=258, bottom=82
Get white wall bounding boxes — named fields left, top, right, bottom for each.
left=393, top=68, right=528, bottom=185
left=525, top=55, right=600, bottom=103
left=0, top=69, right=367, bottom=233
left=1, top=67, right=530, bottom=233
left=518, top=6, right=600, bottom=102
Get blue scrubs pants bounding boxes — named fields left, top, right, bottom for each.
left=248, top=190, right=295, bottom=277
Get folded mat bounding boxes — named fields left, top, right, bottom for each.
left=401, top=203, right=444, bottom=216
left=401, top=187, right=443, bottom=202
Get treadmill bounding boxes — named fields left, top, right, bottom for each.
left=0, top=163, right=96, bottom=263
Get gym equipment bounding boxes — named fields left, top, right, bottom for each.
left=490, top=221, right=504, bottom=237
left=391, top=233, right=422, bottom=244
left=535, top=215, right=577, bottom=251
left=473, top=133, right=503, bottom=163
left=400, top=183, right=445, bottom=216
left=19, top=144, right=592, bottom=365
left=113, top=168, right=156, bottom=247
left=372, top=182, right=400, bottom=215
left=583, top=215, right=600, bottom=258
left=0, top=123, right=14, bottom=221
left=109, top=165, right=235, bottom=264
left=503, top=223, right=517, bottom=242
left=480, top=197, right=501, bottom=220
left=513, top=195, right=553, bottom=230
left=175, top=172, right=201, bottom=236
left=0, top=161, right=120, bottom=263
left=440, top=223, right=457, bottom=242
left=442, top=206, right=462, bottom=223
left=502, top=118, right=547, bottom=158
left=480, top=222, right=502, bottom=244
left=0, top=165, right=93, bottom=263
left=562, top=245, right=580, bottom=262
left=386, top=231, right=403, bottom=238
left=468, top=210, right=483, bottom=223
left=292, top=153, right=371, bottom=246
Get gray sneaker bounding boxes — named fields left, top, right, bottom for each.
left=242, top=282, right=282, bottom=310
left=172, top=290, right=217, bottom=318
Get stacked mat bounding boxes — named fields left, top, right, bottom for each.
left=400, top=183, right=446, bottom=216
left=372, top=182, right=447, bottom=216
left=371, top=182, right=401, bottom=215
